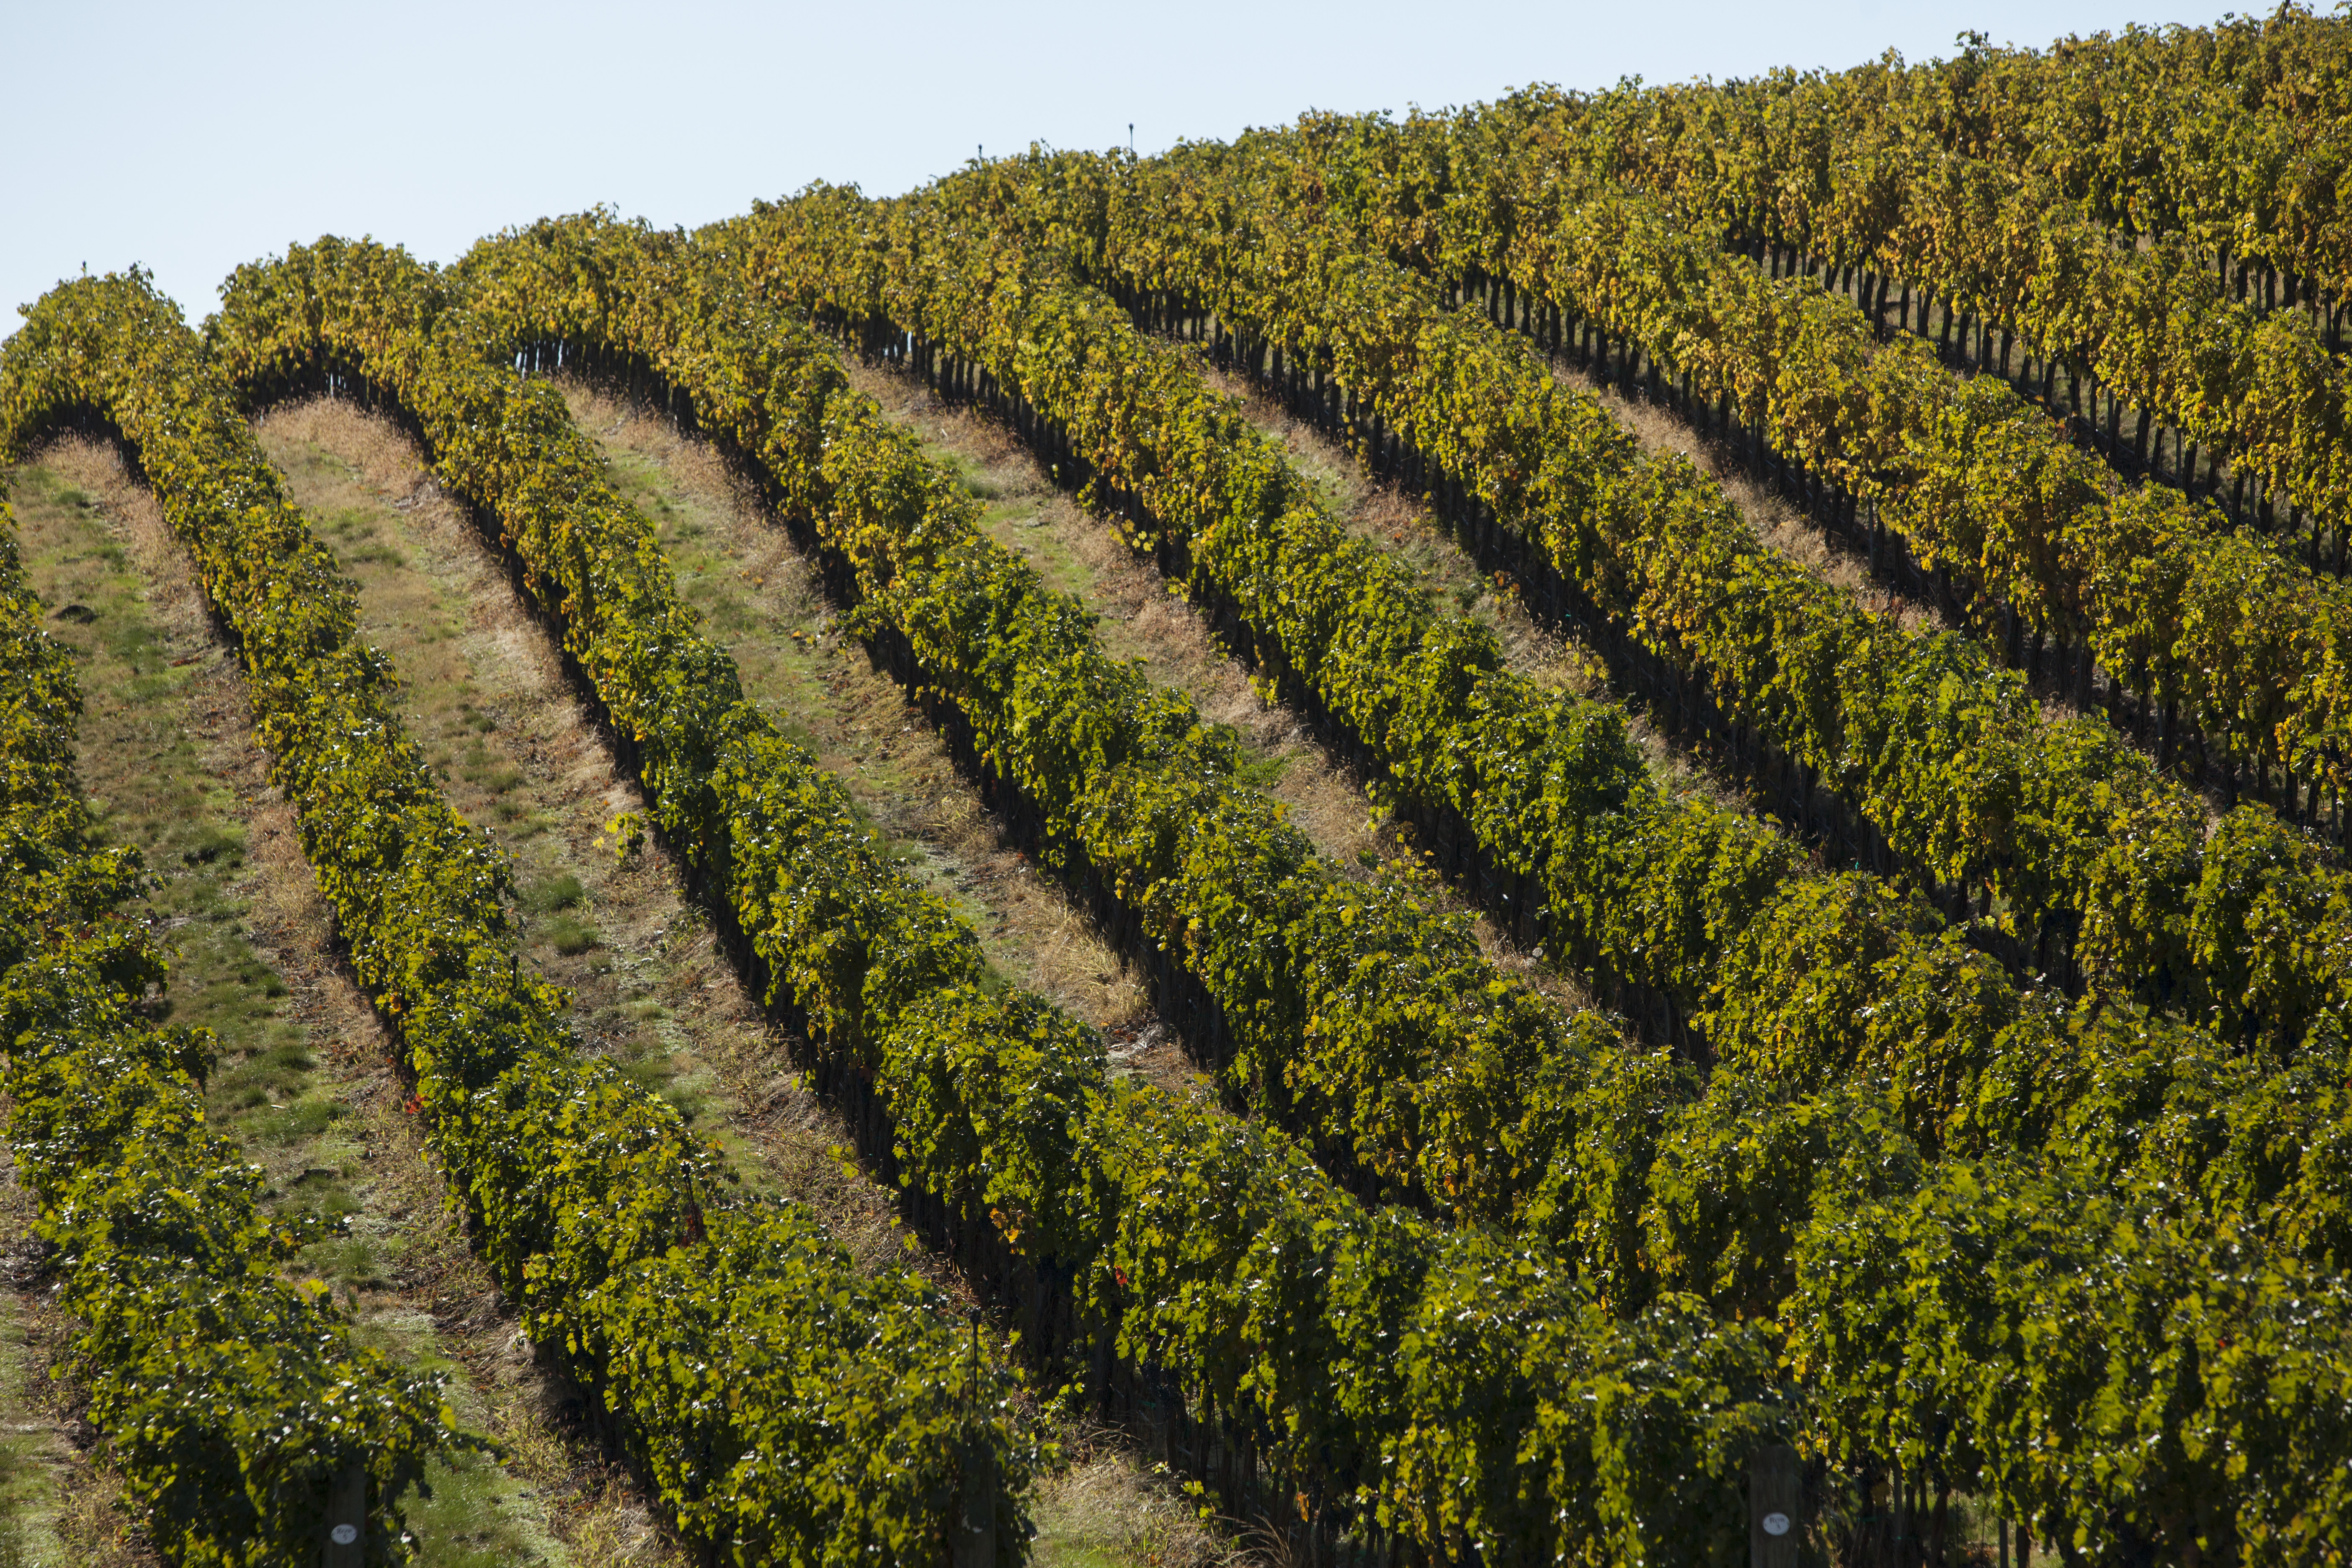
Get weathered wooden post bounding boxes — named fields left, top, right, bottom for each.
left=321, top=1462, right=367, bottom=1568
left=1750, top=1443, right=1802, bottom=1568
left=952, top=1444, right=996, bottom=1568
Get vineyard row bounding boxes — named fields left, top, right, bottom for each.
left=1186, top=113, right=2352, bottom=837
left=566, top=197, right=2352, bottom=1559
left=0, top=272, right=1037, bottom=1563
left=0, top=500, right=461, bottom=1562
left=1498, top=73, right=2352, bottom=583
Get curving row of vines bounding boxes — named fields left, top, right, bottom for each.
left=201, top=230, right=1816, bottom=1565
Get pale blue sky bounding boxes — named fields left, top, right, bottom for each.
left=6, top=0, right=2235, bottom=335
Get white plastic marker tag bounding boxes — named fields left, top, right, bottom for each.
left=1762, top=1513, right=1791, bottom=1537
left=331, top=1525, right=359, bottom=1545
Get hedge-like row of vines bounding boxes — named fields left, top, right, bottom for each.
left=196, top=228, right=1813, bottom=1564
left=1317, top=18, right=2352, bottom=563
left=249, top=204, right=2352, bottom=1560
left=1794, top=10, right=2352, bottom=324
left=1472, top=76, right=2352, bottom=583
left=725, top=174, right=2352, bottom=1076
left=1373, top=24, right=2352, bottom=573
left=919, top=139, right=2352, bottom=1058
left=1112, top=106, right=2352, bottom=820
left=0, top=498, right=460, bottom=1564
left=32, top=192, right=2331, bottom=1556
left=0, top=271, right=1036, bottom=1566
left=720, top=186, right=2037, bottom=1041
left=541, top=190, right=2352, bottom=1551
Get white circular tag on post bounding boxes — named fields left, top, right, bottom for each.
left=331, top=1523, right=360, bottom=1545
left=1762, top=1512, right=1791, bottom=1537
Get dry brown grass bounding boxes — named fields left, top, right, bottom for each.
left=1032, top=1436, right=1238, bottom=1568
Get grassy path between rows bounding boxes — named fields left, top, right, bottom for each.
left=255, top=400, right=875, bottom=1240
left=5, top=443, right=596, bottom=1567
left=836, top=366, right=1391, bottom=871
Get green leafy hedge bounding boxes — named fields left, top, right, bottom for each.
left=451, top=207, right=2352, bottom=1559
left=1825, top=9, right=2352, bottom=308
left=0, top=498, right=463, bottom=1564
left=0, top=273, right=1036, bottom=1566
left=1524, top=21, right=2352, bottom=580
left=443, top=215, right=1648, bottom=1228
left=691, top=188, right=2352, bottom=1217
